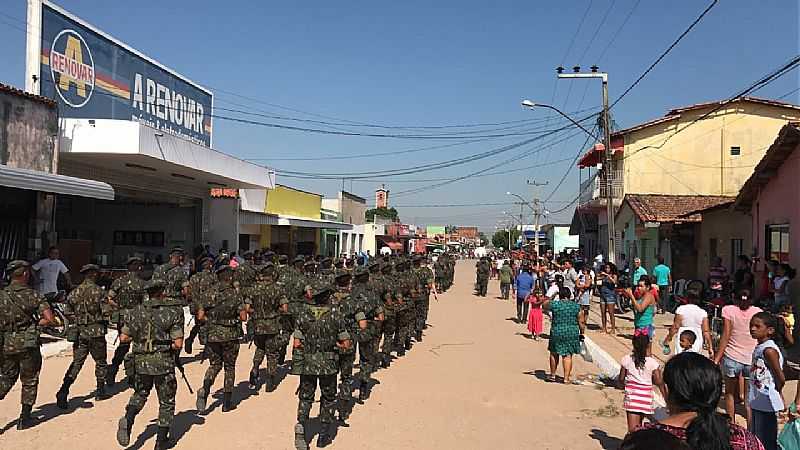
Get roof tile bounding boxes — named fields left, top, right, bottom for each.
left=623, top=194, right=734, bottom=223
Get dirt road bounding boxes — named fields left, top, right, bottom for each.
left=0, top=260, right=627, bottom=449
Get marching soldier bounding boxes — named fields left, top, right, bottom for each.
left=278, top=256, right=307, bottom=366
left=350, top=265, right=383, bottom=402
left=331, top=271, right=360, bottom=423
left=394, top=259, right=415, bottom=355
left=379, top=262, right=397, bottom=365
left=152, top=247, right=189, bottom=307
left=195, top=265, right=246, bottom=413
left=244, top=262, right=288, bottom=392
left=476, top=257, right=490, bottom=297
left=56, top=264, right=111, bottom=409
left=184, top=257, right=216, bottom=355
left=318, top=258, right=335, bottom=285
left=106, top=256, right=147, bottom=386
left=115, top=280, right=184, bottom=450
left=413, top=255, right=436, bottom=342
left=0, top=260, right=55, bottom=429
left=291, top=284, right=353, bottom=450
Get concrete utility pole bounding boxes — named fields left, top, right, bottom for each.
left=555, top=65, right=615, bottom=264
left=527, top=179, right=548, bottom=256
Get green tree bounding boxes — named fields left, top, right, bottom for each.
left=492, top=228, right=520, bottom=250
left=365, top=207, right=399, bottom=222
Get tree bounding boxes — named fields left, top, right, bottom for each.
left=365, top=207, right=398, bottom=222
left=492, top=228, right=520, bottom=250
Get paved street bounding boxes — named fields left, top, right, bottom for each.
left=0, top=260, right=626, bottom=450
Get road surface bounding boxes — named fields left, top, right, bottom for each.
left=0, top=260, right=627, bottom=449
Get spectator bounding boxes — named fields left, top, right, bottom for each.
left=748, top=312, right=785, bottom=450
left=771, top=263, right=792, bottom=311
left=618, top=331, right=664, bottom=432
left=620, top=428, right=690, bottom=450
left=515, top=266, right=535, bottom=323
left=733, top=255, right=754, bottom=295
left=526, top=285, right=545, bottom=340
left=597, top=263, right=618, bottom=335
left=32, top=246, right=72, bottom=295
left=662, top=291, right=713, bottom=357
left=544, top=286, right=584, bottom=384
left=631, top=257, right=648, bottom=285
left=639, top=352, right=765, bottom=450
left=708, top=256, right=729, bottom=299
left=652, top=255, right=672, bottom=314
left=713, top=289, right=762, bottom=424
left=561, top=260, right=578, bottom=296
left=577, top=266, right=594, bottom=325
left=499, top=260, right=514, bottom=300
left=618, top=253, right=630, bottom=276
left=629, top=276, right=657, bottom=338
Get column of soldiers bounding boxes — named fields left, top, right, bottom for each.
left=0, top=248, right=450, bottom=450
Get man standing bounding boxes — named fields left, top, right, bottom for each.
left=184, top=257, right=217, bottom=355
left=115, top=280, right=184, bottom=450
left=631, top=257, right=648, bottom=285
left=476, top=257, right=490, bottom=297
left=708, top=256, right=729, bottom=299
left=56, top=264, right=111, bottom=408
left=331, top=271, right=360, bottom=422
left=244, top=262, right=288, bottom=392
left=0, top=260, right=55, bottom=429
left=106, top=257, right=147, bottom=386
left=195, top=265, right=246, bottom=413
left=394, top=259, right=416, bottom=355
left=292, top=285, right=353, bottom=450
left=499, top=260, right=514, bottom=300
left=560, top=260, right=579, bottom=297
left=652, top=255, right=672, bottom=313
left=32, top=246, right=72, bottom=295
left=378, top=262, right=397, bottom=366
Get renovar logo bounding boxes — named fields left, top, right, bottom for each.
left=50, top=29, right=95, bottom=108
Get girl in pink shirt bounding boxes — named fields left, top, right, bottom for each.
left=618, top=331, right=665, bottom=432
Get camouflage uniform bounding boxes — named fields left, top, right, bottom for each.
left=476, top=258, right=490, bottom=296
left=413, top=259, right=435, bottom=340
left=434, top=258, right=445, bottom=292
left=196, top=267, right=244, bottom=413
left=331, top=275, right=361, bottom=421
left=351, top=267, right=383, bottom=400
left=184, top=263, right=217, bottom=354
left=378, top=264, right=398, bottom=361
left=57, top=265, right=110, bottom=408
left=151, top=261, right=189, bottom=307
left=291, top=286, right=351, bottom=450
left=116, top=280, right=183, bottom=450
left=107, top=261, right=147, bottom=385
left=0, top=262, right=50, bottom=428
left=244, top=265, right=288, bottom=392
left=394, top=261, right=417, bottom=354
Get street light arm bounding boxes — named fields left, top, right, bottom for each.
left=521, top=101, right=601, bottom=142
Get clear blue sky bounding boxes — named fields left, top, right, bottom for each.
left=1, top=1, right=797, bottom=231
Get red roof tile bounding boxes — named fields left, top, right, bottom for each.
left=622, top=194, right=735, bottom=223
left=0, top=82, right=57, bottom=107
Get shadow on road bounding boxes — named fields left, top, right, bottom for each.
left=589, top=428, right=623, bottom=450
left=127, top=410, right=205, bottom=450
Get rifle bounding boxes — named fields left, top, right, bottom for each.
left=174, top=352, right=194, bottom=393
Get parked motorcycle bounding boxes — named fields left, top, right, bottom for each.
left=42, top=290, right=70, bottom=339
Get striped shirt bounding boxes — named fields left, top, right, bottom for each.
left=621, top=354, right=660, bottom=415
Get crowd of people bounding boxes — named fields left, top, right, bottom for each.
left=0, top=246, right=456, bottom=450
left=478, top=247, right=800, bottom=450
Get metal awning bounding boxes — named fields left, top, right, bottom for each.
left=0, top=165, right=114, bottom=200
left=239, top=210, right=279, bottom=225
left=277, top=215, right=352, bottom=230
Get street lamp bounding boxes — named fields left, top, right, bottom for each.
left=520, top=100, right=601, bottom=142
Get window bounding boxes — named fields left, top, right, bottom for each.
left=730, top=238, right=743, bottom=273
left=730, top=146, right=741, bottom=156
left=765, top=224, right=790, bottom=263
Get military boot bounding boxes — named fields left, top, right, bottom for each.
left=357, top=381, right=370, bottom=404
left=116, top=406, right=137, bottom=446
left=294, top=422, right=309, bottom=450
left=317, top=422, right=333, bottom=448
left=222, top=392, right=233, bottom=412
left=106, top=364, right=119, bottom=385
left=196, top=380, right=212, bottom=413
left=95, top=380, right=110, bottom=401
left=55, top=376, right=74, bottom=409
left=415, top=330, right=423, bottom=342
left=404, top=339, right=412, bottom=351
left=264, top=374, right=275, bottom=393
left=248, top=369, right=259, bottom=391
left=154, top=426, right=170, bottom=450
left=16, top=404, right=33, bottom=430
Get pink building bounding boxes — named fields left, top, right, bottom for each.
left=735, top=122, right=800, bottom=290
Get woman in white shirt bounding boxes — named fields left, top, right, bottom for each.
left=661, top=291, right=713, bottom=357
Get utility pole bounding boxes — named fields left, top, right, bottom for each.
left=527, top=179, right=548, bottom=257
left=557, top=65, right=615, bottom=264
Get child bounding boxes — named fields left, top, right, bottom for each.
left=527, top=286, right=544, bottom=340
left=618, top=331, right=665, bottom=432
left=678, top=330, right=697, bottom=353
left=748, top=311, right=786, bottom=450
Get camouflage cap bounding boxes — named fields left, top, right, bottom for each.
left=354, top=266, right=370, bottom=278
left=79, top=264, right=100, bottom=273
left=381, top=263, right=394, bottom=273
left=126, top=256, right=143, bottom=265
left=334, top=259, right=344, bottom=267
left=5, top=259, right=30, bottom=274
left=243, top=251, right=254, bottom=259
left=169, top=246, right=185, bottom=255
left=279, top=254, right=289, bottom=264
left=293, top=255, right=305, bottom=264
left=311, top=283, right=333, bottom=298
left=303, top=260, right=317, bottom=268
left=144, top=279, right=168, bottom=293
left=368, top=261, right=380, bottom=272
left=259, top=261, right=276, bottom=273
left=335, top=271, right=352, bottom=282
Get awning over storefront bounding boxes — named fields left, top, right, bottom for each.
left=0, top=165, right=114, bottom=200
left=577, top=137, right=624, bottom=168
left=277, top=215, right=352, bottom=230
left=239, top=210, right=279, bottom=225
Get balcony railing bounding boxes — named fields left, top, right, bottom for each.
left=579, top=169, right=624, bottom=206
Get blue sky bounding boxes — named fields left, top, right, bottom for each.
left=1, top=1, right=797, bottom=231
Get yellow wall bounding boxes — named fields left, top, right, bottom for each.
left=621, top=102, right=800, bottom=196
left=265, top=185, right=322, bottom=219
left=695, top=208, right=751, bottom=280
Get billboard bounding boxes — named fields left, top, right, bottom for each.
left=34, top=1, right=213, bottom=146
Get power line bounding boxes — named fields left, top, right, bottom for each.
left=610, top=0, right=719, bottom=109
left=542, top=125, right=598, bottom=203
left=596, top=0, right=642, bottom=61
left=576, top=0, right=618, bottom=63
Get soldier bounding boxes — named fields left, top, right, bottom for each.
left=434, top=255, right=445, bottom=293
left=0, top=260, right=55, bottom=429
left=291, top=284, right=354, bottom=450
left=106, top=256, right=147, bottom=386
left=476, top=257, right=490, bottom=297
left=318, top=258, right=335, bottom=285
left=412, top=255, right=436, bottom=341
left=244, top=262, right=288, bottom=392
left=195, top=265, right=246, bottom=413
left=233, top=252, right=257, bottom=290
left=394, top=259, right=415, bottom=355
left=350, top=266, right=383, bottom=402
left=378, top=262, right=397, bottom=365
left=115, top=280, right=184, bottom=450
left=331, top=271, right=360, bottom=422
left=56, top=264, right=111, bottom=409
left=151, top=247, right=189, bottom=307
left=184, top=257, right=216, bottom=355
